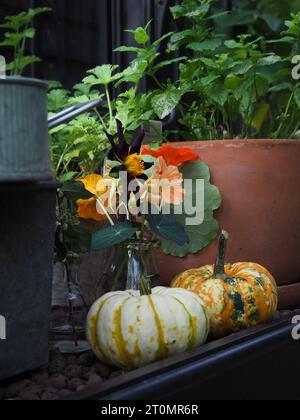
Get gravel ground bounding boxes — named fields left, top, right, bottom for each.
left=0, top=346, right=123, bottom=401
left=0, top=310, right=296, bottom=400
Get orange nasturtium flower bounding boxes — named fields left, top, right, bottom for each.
left=77, top=174, right=108, bottom=222
left=136, top=157, right=185, bottom=208
left=124, top=153, right=145, bottom=177
left=142, top=144, right=199, bottom=167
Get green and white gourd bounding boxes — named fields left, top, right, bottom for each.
left=86, top=287, right=209, bottom=368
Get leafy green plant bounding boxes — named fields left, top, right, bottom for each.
left=49, top=22, right=185, bottom=182
left=50, top=1, right=300, bottom=260
left=213, top=0, right=299, bottom=37
left=267, top=12, right=300, bottom=138
left=49, top=24, right=186, bottom=257
left=0, top=7, right=50, bottom=76
left=152, top=0, right=300, bottom=140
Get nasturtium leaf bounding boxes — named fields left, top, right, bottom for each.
left=91, top=223, right=138, bottom=251
left=142, top=155, right=157, bottom=178
left=161, top=161, right=221, bottom=257
left=146, top=214, right=189, bottom=246
left=61, top=181, right=93, bottom=201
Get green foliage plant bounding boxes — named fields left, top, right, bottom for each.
left=0, top=7, right=50, bottom=76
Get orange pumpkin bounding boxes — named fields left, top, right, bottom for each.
left=171, top=231, right=278, bottom=338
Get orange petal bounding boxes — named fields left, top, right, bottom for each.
left=77, top=198, right=107, bottom=222
left=79, top=174, right=104, bottom=195
left=142, top=144, right=199, bottom=167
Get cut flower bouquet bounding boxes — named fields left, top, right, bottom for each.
left=61, top=120, right=221, bottom=290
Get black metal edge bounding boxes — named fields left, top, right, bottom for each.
left=103, top=324, right=294, bottom=400
left=68, top=311, right=299, bottom=400
left=0, top=76, right=48, bottom=90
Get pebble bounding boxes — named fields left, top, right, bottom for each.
left=0, top=349, right=112, bottom=400
left=5, top=380, right=33, bottom=399
left=76, top=385, right=87, bottom=392
left=19, top=386, right=41, bottom=401
left=40, top=388, right=60, bottom=401
left=49, top=374, right=68, bottom=390
left=77, top=352, right=96, bottom=367
left=48, top=357, right=66, bottom=375
left=68, top=378, right=84, bottom=392
left=94, top=362, right=111, bottom=378
left=65, top=364, right=83, bottom=380
left=59, top=389, right=72, bottom=399
left=66, top=355, right=77, bottom=366
left=86, top=373, right=103, bottom=387
left=31, top=370, right=49, bottom=386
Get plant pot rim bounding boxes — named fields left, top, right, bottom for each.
left=0, top=76, right=47, bottom=90
left=173, top=139, right=300, bottom=146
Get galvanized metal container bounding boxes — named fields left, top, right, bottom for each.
left=0, top=182, right=57, bottom=380
left=0, top=77, right=53, bottom=182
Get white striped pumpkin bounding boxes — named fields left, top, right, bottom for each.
left=86, top=287, right=209, bottom=368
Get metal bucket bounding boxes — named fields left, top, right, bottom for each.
left=0, top=77, right=53, bottom=182
left=0, top=181, right=58, bottom=380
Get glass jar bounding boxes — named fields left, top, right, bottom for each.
left=103, top=239, right=161, bottom=292
left=126, top=239, right=160, bottom=292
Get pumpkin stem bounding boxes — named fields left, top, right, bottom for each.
left=213, top=230, right=229, bottom=279
left=138, top=276, right=152, bottom=296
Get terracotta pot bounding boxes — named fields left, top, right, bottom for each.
left=157, top=140, right=300, bottom=309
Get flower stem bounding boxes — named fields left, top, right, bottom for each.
left=138, top=275, right=152, bottom=296
left=274, top=92, right=294, bottom=138
left=105, top=85, right=113, bottom=127
left=96, top=197, right=115, bottom=226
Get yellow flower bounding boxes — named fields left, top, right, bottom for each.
left=80, top=174, right=106, bottom=195
left=124, top=154, right=145, bottom=177
left=77, top=174, right=108, bottom=222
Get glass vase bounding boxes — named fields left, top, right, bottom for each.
left=126, top=239, right=160, bottom=292
left=103, top=239, right=160, bottom=292
left=51, top=261, right=89, bottom=353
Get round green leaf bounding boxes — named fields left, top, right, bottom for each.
left=161, top=160, right=221, bottom=257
